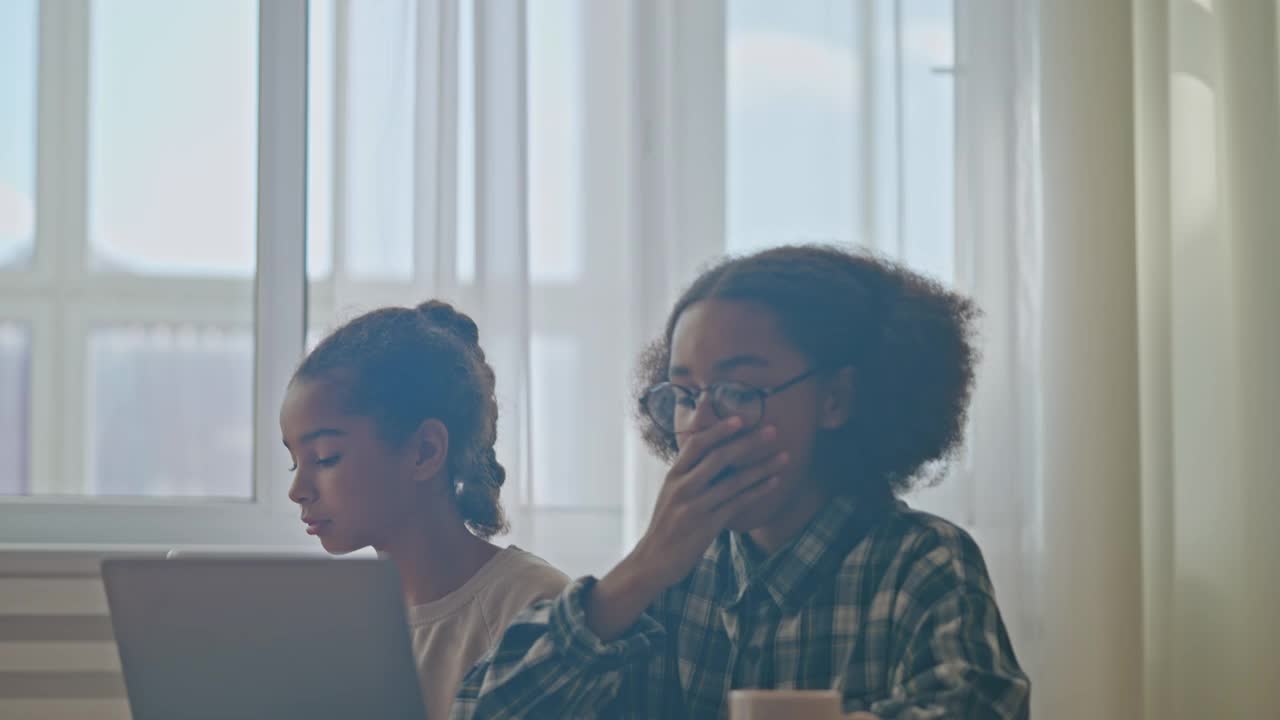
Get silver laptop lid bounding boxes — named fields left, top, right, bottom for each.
left=102, top=556, right=425, bottom=720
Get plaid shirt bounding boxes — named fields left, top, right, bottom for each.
left=452, top=496, right=1029, bottom=719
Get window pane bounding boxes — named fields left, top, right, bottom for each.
left=727, top=0, right=857, bottom=254
left=726, top=0, right=956, bottom=281
left=86, top=324, right=253, bottom=498
left=528, top=333, right=622, bottom=507
left=529, top=334, right=580, bottom=505
left=37, top=0, right=265, bottom=501
left=341, top=0, right=415, bottom=281
left=87, top=0, right=258, bottom=276
left=0, top=323, right=31, bottom=495
left=527, top=0, right=584, bottom=283
left=0, top=0, right=38, bottom=270
left=456, top=0, right=476, bottom=284
left=899, top=0, right=955, bottom=282
left=306, top=0, right=336, bottom=280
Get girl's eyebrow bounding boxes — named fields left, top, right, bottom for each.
left=282, top=428, right=347, bottom=450
left=670, top=354, right=770, bottom=377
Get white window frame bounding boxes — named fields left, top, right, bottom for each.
left=0, top=0, right=725, bottom=574
left=0, top=0, right=308, bottom=547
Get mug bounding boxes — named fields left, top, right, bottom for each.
left=728, top=689, right=846, bottom=720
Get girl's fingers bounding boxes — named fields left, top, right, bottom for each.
left=690, top=451, right=789, bottom=512
left=673, top=424, right=778, bottom=497
left=669, top=416, right=744, bottom=475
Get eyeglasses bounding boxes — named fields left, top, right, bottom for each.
left=642, top=368, right=821, bottom=434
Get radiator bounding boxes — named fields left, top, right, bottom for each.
left=0, top=548, right=155, bottom=720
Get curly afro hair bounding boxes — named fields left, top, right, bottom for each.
left=635, top=244, right=979, bottom=501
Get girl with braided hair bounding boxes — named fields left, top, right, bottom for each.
left=280, top=300, right=568, bottom=720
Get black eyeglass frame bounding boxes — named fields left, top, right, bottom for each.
left=641, top=367, right=822, bottom=433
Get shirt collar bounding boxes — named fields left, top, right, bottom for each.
left=725, top=494, right=870, bottom=611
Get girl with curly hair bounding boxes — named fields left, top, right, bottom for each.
left=453, top=245, right=1028, bottom=718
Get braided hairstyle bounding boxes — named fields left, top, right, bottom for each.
left=293, top=300, right=508, bottom=538
left=636, top=244, right=979, bottom=502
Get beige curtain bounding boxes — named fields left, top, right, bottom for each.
left=1135, top=0, right=1280, bottom=717
left=1033, top=1, right=1280, bottom=717
left=1036, top=1, right=1144, bottom=715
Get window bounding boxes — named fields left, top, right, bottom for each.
left=527, top=0, right=585, bottom=285
left=0, top=0, right=38, bottom=497
left=81, top=0, right=258, bottom=499
left=0, top=0, right=38, bottom=272
left=1, top=0, right=304, bottom=546
left=727, top=0, right=956, bottom=283
left=303, top=0, right=627, bottom=575
left=0, top=323, right=31, bottom=495
left=2, top=0, right=623, bottom=561
left=86, top=324, right=254, bottom=497
left=728, top=0, right=859, bottom=252
left=2, top=0, right=257, bottom=502
left=0, top=1, right=956, bottom=564
left=88, top=1, right=258, bottom=278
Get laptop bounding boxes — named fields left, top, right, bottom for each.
left=102, top=556, right=427, bottom=720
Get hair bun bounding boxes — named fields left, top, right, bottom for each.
left=417, top=300, right=480, bottom=346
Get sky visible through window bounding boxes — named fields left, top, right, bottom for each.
left=727, top=0, right=954, bottom=283
left=0, top=0, right=37, bottom=269
left=3, top=1, right=953, bottom=280
left=88, top=0, right=258, bottom=276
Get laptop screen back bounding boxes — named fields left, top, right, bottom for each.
left=102, top=556, right=425, bottom=720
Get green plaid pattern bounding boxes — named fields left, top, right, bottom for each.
left=452, top=496, right=1029, bottom=719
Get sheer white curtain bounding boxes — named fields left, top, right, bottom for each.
left=311, top=0, right=730, bottom=577
left=934, top=0, right=1043, bottom=692
left=1136, top=1, right=1280, bottom=717
left=1035, top=2, right=1144, bottom=715
left=996, top=1, right=1280, bottom=716
left=311, top=0, right=548, bottom=566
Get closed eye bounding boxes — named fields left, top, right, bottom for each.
left=316, top=455, right=342, bottom=468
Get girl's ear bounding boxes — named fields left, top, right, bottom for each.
left=818, top=366, right=855, bottom=430
left=411, top=419, right=450, bottom=483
